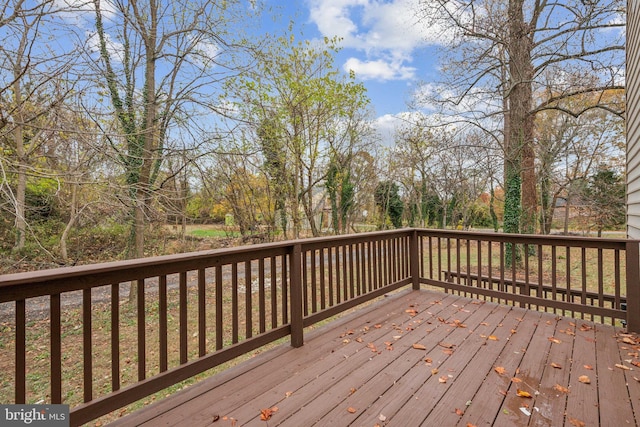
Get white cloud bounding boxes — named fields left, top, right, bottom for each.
left=308, top=0, right=444, bottom=82
left=343, top=57, right=416, bottom=81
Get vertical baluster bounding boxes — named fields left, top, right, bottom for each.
left=581, top=247, right=587, bottom=320
left=349, top=244, right=355, bottom=298
left=111, top=285, right=120, bottom=391
left=343, top=244, right=349, bottom=299
left=159, top=276, right=168, bottom=372
left=302, top=251, right=309, bottom=316
left=615, top=249, right=621, bottom=315
left=311, top=249, right=318, bottom=311
left=232, top=263, right=238, bottom=343
left=245, top=260, right=253, bottom=339
left=335, top=246, right=341, bottom=303
left=282, top=255, right=289, bottom=325
left=215, top=265, right=223, bottom=350
left=51, top=293, right=62, bottom=403
left=598, top=248, right=604, bottom=323
left=137, top=279, right=145, bottom=380
left=320, top=248, right=326, bottom=309
left=328, top=247, right=334, bottom=305
left=355, top=243, right=361, bottom=296
left=83, top=288, right=92, bottom=402
left=270, top=257, right=278, bottom=329
left=259, top=258, right=266, bottom=334
left=566, top=247, right=572, bottom=317
left=179, top=272, right=188, bottom=364
left=198, top=268, right=206, bottom=357
left=15, top=299, right=26, bottom=403
left=551, top=245, right=557, bottom=314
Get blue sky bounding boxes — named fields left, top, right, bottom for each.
left=268, top=0, right=445, bottom=136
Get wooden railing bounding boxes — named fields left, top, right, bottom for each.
left=417, top=230, right=640, bottom=326
left=0, top=229, right=638, bottom=426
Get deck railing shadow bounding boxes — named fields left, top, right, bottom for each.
left=0, top=229, right=638, bottom=425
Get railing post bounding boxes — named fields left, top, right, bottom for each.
left=290, top=243, right=304, bottom=347
left=410, top=230, right=420, bottom=290
left=626, top=240, right=640, bottom=332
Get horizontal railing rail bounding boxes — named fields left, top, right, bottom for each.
left=0, top=228, right=638, bottom=426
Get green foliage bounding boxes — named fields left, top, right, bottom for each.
left=585, top=168, right=625, bottom=235
left=374, top=181, right=404, bottom=229
left=503, top=172, right=521, bottom=266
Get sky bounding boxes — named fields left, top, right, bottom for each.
left=268, top=0, right=445, bottom=141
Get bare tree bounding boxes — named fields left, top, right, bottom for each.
left=417, top=0, right=625, bottom=239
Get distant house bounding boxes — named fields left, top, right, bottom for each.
left=628, top=2, right=640, bottom=238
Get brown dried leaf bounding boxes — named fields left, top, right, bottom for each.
left=285, top=391, right=293, bottom=398
left=347, top=407, right=357, bottom=414
left=406, top=309, right=418, bottom=316
left=511, top=377, right=522, bottom=383
left=439, top=375, right=448, bottom=383
left=578, top=375, right=591, bottom=384
left=260, top=407, right=278, bottom=421
left=488, top=335, right=499, bottom=341
left=622, top=337, right=636, bottom=345
left=548, top=337, right=561, bottom=344
left=413, top=343, right=427, bottom=350
left=584, top=364, right=593, bottom=370
left=551, top=362, right=562, bottom=369
left=516, top=389, right=533, bottom=398
left=349, top=387, right=357, bottom=395
left=615, top=363, right=632, bottom=371
left=431, top=368, right=439, bottom=376
left=568, top=417, right=586, bottom=427
left=553, top=384, right=570, bottom=394
left=494, top=366, right=506, bottom=375
left=439, top=342, right=455, bottom=349
left=425, top=357, right=433, bottom=364
left=455, top=408, right=465, bottom=416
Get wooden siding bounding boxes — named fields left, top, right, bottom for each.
left=628, top=2, right=640, bottom=238
left=111, top=288, right=640, bottom=426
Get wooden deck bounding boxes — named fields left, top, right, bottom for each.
left=110, top=289, right=640, bottom=426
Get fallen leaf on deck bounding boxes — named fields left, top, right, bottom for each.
left=488, top=335, right=499, bottom=341
left=439, top=342, right=455, bottom=349
left=548, top=337, right=561, bottom=344
left=355, top=337, right=363, bottom=343
left=406, top=309, right=418, bottom=316
left=622, top=337, right=636, bottom=345
left=413, top=343, right=427, bottom=350
left=285, top=391, right=293, bottom=397
left=212, top=415, right=220, bottom=422
left=467, top=424, right=478, bottom=427
left=378, top=413, right=387, bottom=421
left=425, top=357, right=433, bottom=364
left=455, top=408, right=465, bottom=416
left=568, top=417, right=586, bottom=427
left=511, top=377, right=522, bottom=383
left=431, top=368, right=439, bottom=376
left=494, top=366, right=506, bottom=375
left=584, top=364, right=593, bottom=370
left=439, top=376, right=448, bottom=383
left=349, top=387, right=357, bottom=395
left=374, top=324, right=382, bottom=329
left=452, top=319, right=467, bottom=328
left=260, top=407, right=278, bottom=421
left=551, top=362, right=562, bottom=369
left=553, top=384, right=570, bottom=393
left=578, top=375, right=591, bottom=384
left=517, top=389, right=533, bottom=398
left=347, top=407, right=357, bottom=414
left=480, top=322, right=489, bottom=326
left=615, top=363, right=632, bottom=370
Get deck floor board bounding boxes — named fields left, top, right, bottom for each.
left=109, top=289, right=640, bottom=427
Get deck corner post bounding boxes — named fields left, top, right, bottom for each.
left=626, top=240, right=640, bottom=332
left=410, top=229, right=420, bottom=290
left=290, top=243, right=304, bottom=347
